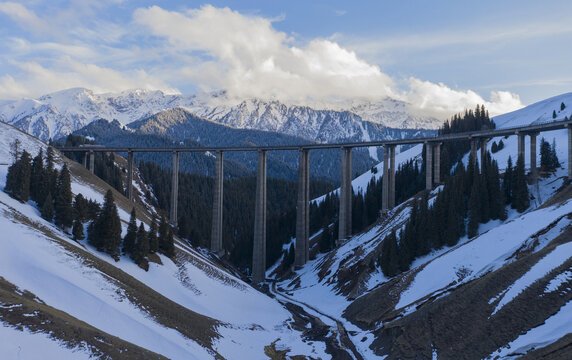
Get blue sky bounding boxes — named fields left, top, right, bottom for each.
left=0, top=0, right=571, bottom=118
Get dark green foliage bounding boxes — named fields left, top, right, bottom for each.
left=123, top=207, right=137, bottom=255
left=540, top=137, right=560, bottom=172
left=503, top=156, right=513, bottom=205
left=438, top=105, right=495, bottom=179
left=133, top=223, right=149, bottom=266
left=552, top=110, right=557, bottom=119
left=30, top=149, right=46, bottom=205
left=491, top=141, right=498, bottom=153
left=46, top=147, right=58, bottom=197
left=72, top=218, right=84, bottom=240
left=62, top=135, right=123, bottom=194
left=561, top=102, right=566, bottom=111
left=319, top=223, right=335, bottom=253
left=282, top=243, right=295, bottom=270
left=54, top=164, right=73, bottom=230
left=380, top=230, right=399, bottom=277
left=41, top=192, right=54, bottom=222
left=467, top=175, right=480, bottom=238
left=512, top=155, right=529, bottom=213
left=140, top=160, right=333, bottom=271
left=148, top=216, right=158, bottom=253
left=5, top=150, right=32, bottom=202
left=88, top=190, right=122, bottom=260
left=165, top=228, right=175, bottom=258
left=385, top=150, right=506, bottom=276
left=73, top=193, right=88, bottom=222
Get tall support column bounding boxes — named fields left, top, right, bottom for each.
left=517, top=132, right=525, bottom=162
left=170, top=151, right=179, bottom=226
left=389, top=145, right=396, bottom=208
left=470, top=139, right=477, bottom=169
left=480, top=139, right=488, bottom=174
left=425, top=142, right=433, bottom=190
left=434, top=143, right=441, bottom=184
left=83, top=152, right=88, bottom=168
left=211, top=151, right=224, bottom=255
left=382, top=146, right=389, bottom=211
left=127, top=151, right=134, bottom=201
left=89, top=150, right=94, bottom=173
left=295, top=149, right=310, bottom=268
left=338, top=147, right=352, bottom=242
left=568, top=125, right=572, bottom=181
left=252, top=150, right=267, bottom=284
left=530, top=133, right=538, bottom=182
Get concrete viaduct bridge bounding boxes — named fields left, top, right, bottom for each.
left=58, top=119, right=572, bottom=283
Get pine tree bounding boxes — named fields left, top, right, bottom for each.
left=72, top=218, right=84, bottom=240
left=380, top=230, right=399, bottom=277
left=123, top=207, right=137, bottom=255
left=5, top=150, right=32, bottom=202
left=133, top=223, right=149, bottom=266
left=54, top=164, right=73, bottom=230
left=512, top=155, right=529, bottom=213
left=89, top=190, right=122, bottom=260
left=552, top=110, right=557, bottom=119
left=41, top=192, right=54, bottom=222
left=319, top=223, right=332, bottom=253
left=46, top=146, right=58, bottom=197
left=9, top=139, right=21, bottom=163
left=540, top=137, right=552, bottom=171
left=165, top=227, right=175, bottom=258
left=158, top=214, right=168, bottom=253
left=550, top=139, right=560, bottom=170
left=30, top=149, right=45, bottom=205
left=148, top=215, right=158, bottom=253
left=561, top=102, right=566, bottom=111
left=282, top=243, right=295, bottom=270
left=468, top=175, right=481, bottom=238
left=73, top=193, right=88, bottom=222
left=503, top=156, right=513, bottom=204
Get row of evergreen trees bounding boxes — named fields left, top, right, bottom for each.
left=4, top=143, right=174, bottom=269
left=380, top=151, right=530, bottom=277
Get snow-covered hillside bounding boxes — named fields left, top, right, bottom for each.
left=0, top=88, right=437, bottom=143
left=0, top=122, right=328, bottom=359
left=270, top=94, right=572, bottom=359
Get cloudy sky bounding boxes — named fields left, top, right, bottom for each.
left=0, top=0, right=570, bottom=118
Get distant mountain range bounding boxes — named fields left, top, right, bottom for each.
left=0, top=88, right=439, bottom=145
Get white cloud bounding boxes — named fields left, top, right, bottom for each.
left=133, top=5, right=396, bottom=102
left=405, top=78, right=523, bottom=118
left=0, top=59, right=176, bottom=99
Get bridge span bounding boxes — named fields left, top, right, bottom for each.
left=58, top=119, right=572, bottom=283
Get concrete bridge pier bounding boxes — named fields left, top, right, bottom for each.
left=382, top=146, right=389, bottom=211
left=127, top=151, right=134, bottom=201
left=530, top=132, right=538, bottom=182
left=83, top=152, right=88, bottom=169
left=89, top=150, right=95, bottom=173
left=339, top=147, right=352, bottom=242
left=480, top=139, right=488, bottom=173
left=211, top=151, right=224, bottom=255
left=252, top=150, right=267, bottom=284
left=389, top=145, right=396, bottom=208
left=470, top=139, right=477, bottom=169
left=170, top=151, right=179, bottom=226
left=434, top=143, right=441, bottom=185
left=517, top=132, right=525, bottom=162
left=295, top=149, right=310, bottom=268
left=425, top=142, right=433, bottom=190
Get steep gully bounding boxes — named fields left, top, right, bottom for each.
left=268, top=281, right=364, bottom=360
